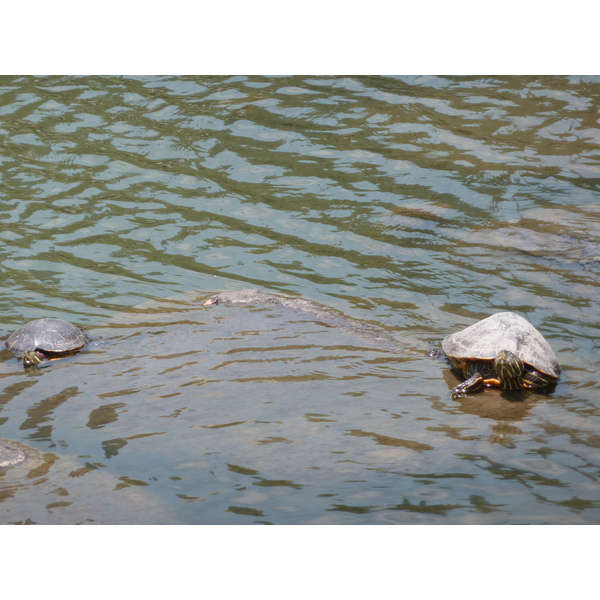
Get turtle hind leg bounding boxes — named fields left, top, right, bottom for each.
left=451, top=372, right=484, bottom=398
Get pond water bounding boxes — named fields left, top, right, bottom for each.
left=1, top=75, right=599, bottom=524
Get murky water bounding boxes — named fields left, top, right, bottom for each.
left=1, top=75, right=599, bottom=524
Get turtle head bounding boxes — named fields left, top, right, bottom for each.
left=495, top=349, right=525, bottom=391
left=22, top=350, right=44, bottom=368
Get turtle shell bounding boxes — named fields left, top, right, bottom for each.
left=441, top=312, right=560, bottom=380
left=6, top=318, right=89, bottom=357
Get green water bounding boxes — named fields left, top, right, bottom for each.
left=1, top=75, right=599, bottom=524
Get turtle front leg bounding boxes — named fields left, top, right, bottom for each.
left=22, top=350, right=44, bottom=368
left=451, top=372, right=484, bottom=399
left=522, top=369, right=551, bottom=390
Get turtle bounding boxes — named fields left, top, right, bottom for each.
left=437, top=312, right=560, bottom=398
left=5, top=318, right=90, bottom=367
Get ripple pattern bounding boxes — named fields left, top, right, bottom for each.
left=1, top=75, right=600, bottom=524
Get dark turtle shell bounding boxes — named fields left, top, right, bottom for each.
left=441, top=312, right=560, bottom=380
left=6, top=318, right=89, bottom=358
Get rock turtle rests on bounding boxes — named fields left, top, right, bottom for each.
left=432, top=312, right=561, bottom=398
left=5, top=318, right=90, bottom=367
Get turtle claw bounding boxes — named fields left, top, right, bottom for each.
left=450, top=372, right=484, bottom=398
left=450, top=387, right=468, bottom=400
left=450, top=386, right=467, bottom=399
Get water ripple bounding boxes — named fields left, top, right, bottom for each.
left=1, top=75, right=600, bottom=523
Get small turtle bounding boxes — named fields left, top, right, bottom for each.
left=5, top=318, right=90, bottom=367
left=436, top=312, right=560, bottom=398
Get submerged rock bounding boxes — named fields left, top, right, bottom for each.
left=0, top=439, right=29, bottom=469
left=202, top=289, right=414, bottom=355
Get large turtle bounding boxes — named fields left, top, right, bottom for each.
left=5, top=318, right=90, bottom=367
left=438, top=312, right=560, bottom=398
